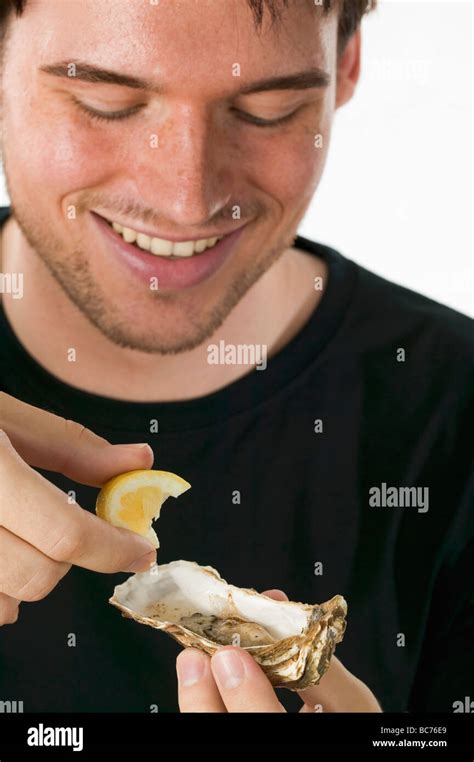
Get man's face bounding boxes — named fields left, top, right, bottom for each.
left=1, top=0, right=342, bottom=354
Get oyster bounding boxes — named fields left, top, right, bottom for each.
left=178, top=612, right=276, bottom=647
left=110, top=560, right=347, bottom=690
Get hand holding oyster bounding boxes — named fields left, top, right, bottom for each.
left=96, top=470, right=347, bottom=691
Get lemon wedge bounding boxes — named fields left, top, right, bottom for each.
left=96, top=469, right=191, bottom=549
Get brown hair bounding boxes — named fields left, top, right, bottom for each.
left=1, top=0, right=376, bottom=48
left=248, top=0, right=376, bottom=44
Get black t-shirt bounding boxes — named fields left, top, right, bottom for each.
left=0, top=205, right=472, bottom=713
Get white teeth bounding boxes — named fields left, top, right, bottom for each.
left=172, top=241, right=195, bottom=258
left=136, top=233, right=151, bottom=251
left=194, top=239, right=208, bottom=253
left=151, top=237, right=172, bottom=256
left=122, top=227, right=137, bottom=244
left=109, top=220, right=224, bottom=257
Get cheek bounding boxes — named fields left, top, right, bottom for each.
left=247, top=131, right=329, bottom=211
left=241, top=102, right=333, bottom=212
left=5, top=93, right=120, bottom=198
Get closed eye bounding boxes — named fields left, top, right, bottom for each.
left=73, top=98, right=300, bottom=129
left=233, top=107, right=300, bottom=128
left=73, top=98, right=145, bottom=123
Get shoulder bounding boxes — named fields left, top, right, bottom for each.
left=308, top=238, right=474, bottom=375
left=297, top=236, right=474, bottom=433
left=343, top=262, right=474, bottom=456
left=297, top=235, right=473, bottom=368
left=355, top=263, right=472, bottom=352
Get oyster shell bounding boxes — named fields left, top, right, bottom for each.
left=110, top=560, right=347, bottom=690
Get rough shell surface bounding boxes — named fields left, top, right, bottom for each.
left=110, top=560, right=347, bottom=690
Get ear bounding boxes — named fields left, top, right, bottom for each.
left=335, top=30, right=361, bottom=109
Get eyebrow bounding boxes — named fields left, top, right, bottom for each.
left=39, top=60, right=331, bottom=94
left=239, top=68, right=330, bottom=94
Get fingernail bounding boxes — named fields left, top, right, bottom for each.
left=177, top=650, right=206, bottom=687
left=212, top=649, right=244, bottom=690
left=125, top=551, right=156, bottom=572
left=115, top=443, right=153, bottom=453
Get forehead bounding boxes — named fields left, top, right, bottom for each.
left=13, top=0, right=336, bottom=97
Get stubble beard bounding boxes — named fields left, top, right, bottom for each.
left=8, top=196, right=293, bottom=355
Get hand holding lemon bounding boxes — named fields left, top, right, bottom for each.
left=0, top=392, right=161, bottom=626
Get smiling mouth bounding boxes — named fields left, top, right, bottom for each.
left=101, top=217, right=225, bottom=259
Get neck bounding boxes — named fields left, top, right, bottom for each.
left=0, top=216, right=327, bottom=401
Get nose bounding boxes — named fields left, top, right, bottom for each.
left=134, top=104, right=233, bottom=229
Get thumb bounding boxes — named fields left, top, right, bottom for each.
left=261, top=589, right=288, bottom=601
left=0, top=392, right=154, bottom=486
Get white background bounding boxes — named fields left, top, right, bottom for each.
left=1, top=0, right=472, bottom=316
left=299, top=0, right=473, bottom=316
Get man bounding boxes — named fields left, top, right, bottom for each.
left=0, top=0, right=472, bottom=715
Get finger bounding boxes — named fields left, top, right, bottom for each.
left=261, top=589, right=288, bottom=601
left=0, top=393, right=154, bottom=486
left=210, top=646, right=286, bottom=712
left=176, top=649, right=227, bottom=712
left=0, top=526, right=70, bottom=602
left=0, top=440, right=156, bottom=573
left=297, top=656, right=382, bottom=712
left=262, top=590, right=380, bottom=712
left=297, top=656, right=350, bottom=711
left=0, top=592, right=20, bottom=625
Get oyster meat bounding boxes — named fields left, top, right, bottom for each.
left=110, top=560, right=347, bottom=690
left=178, top=612, right=276, bottom=647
